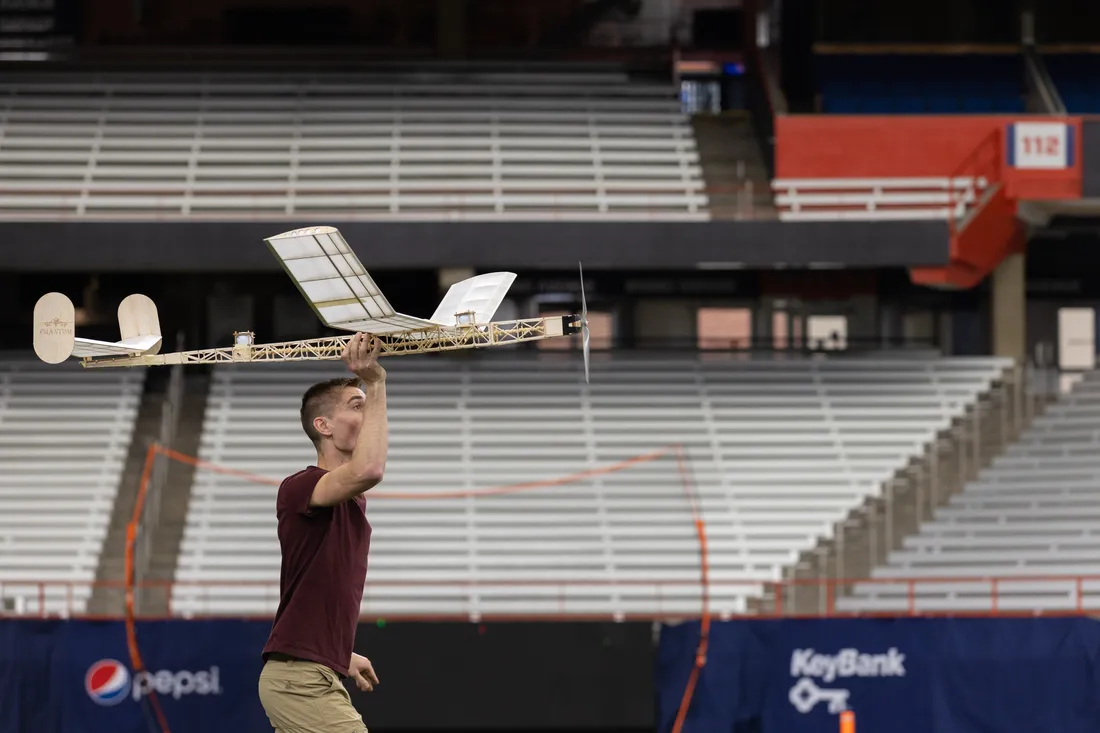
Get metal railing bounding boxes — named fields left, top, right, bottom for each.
left=771, top=177, right=987, bottom=222
left=8, top=575, right=1100, bottom=621
left=132, top=332, right=186, bottom=614
left=772, top=358, right=1063, bottom=615
left=947, top=128, right=1002, bottom=238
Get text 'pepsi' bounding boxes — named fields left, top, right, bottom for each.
left=132, top=666, right=222, bottom=700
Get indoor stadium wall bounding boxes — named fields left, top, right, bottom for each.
left=1042, top=52, right=1100, bottom=113
left=812, top=52, right=1027, bottom=114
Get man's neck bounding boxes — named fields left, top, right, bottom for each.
left=316, top=447, right=351, bottom=472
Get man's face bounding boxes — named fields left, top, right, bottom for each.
left=317, top=385, right=366, bottom=452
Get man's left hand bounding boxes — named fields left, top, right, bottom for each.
left=348, top=652, right=379, bottom=692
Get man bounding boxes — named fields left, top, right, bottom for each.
left=257, top=332, right=387, bottom=733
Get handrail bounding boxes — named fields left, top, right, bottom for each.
left=771, top=176, right=990, bottom=222
left=745, top=40, right=784, bottom=180
left=7, top=575, right=1100, bottom=621
left=131, top=331, right=185, bottom=614
left=947, top=127, right=1002, bottom=238
left=768, top=358, right=1062, bottom=617
left=0, top=189, right=737, bottom=221
left=1023, top=46, right=1066, bottom=114
left=756, top=44, right=788, bottom=116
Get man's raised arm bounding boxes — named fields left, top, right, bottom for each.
left=311, top=334, right=389, bottom=507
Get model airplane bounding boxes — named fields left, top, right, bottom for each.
left=32, top=226, right=592, bottom=381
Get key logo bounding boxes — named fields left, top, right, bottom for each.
left=789, top=676, right=850, bottom=714
left=86, top=659, right=131, bottom=706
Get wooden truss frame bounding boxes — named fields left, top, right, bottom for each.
left=79, top=315, right=580, bottom=369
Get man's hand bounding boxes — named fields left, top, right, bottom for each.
left=348, top=652, right=379, bottom=692
left=342, top=333, right=386, bottom=384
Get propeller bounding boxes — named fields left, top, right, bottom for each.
left=578, top=261, right=590, bottom=384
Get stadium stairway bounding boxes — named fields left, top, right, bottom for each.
left=690, top=111, right=773, bottom=218
left=88, top=369, right=211, bottom=617
left=88, top=367, right=168, bottom=616
left=836, top=368, right=1100, bottom=614
left=763, top=361, right=1056, bottom=615
left=141, top=371, right=211, bottom=615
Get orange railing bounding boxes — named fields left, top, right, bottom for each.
left=947, top=126, right=1003, bottom=238
left=6, top=575, right=1100, bottom=621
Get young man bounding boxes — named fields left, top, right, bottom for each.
left=257, top=333, right=387, bottom=733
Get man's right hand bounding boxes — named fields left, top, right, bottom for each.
left=342, top=332, right=386, bottom=384
left=348, top=653, right=379, bottom=692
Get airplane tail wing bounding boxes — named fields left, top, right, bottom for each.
left=72, top=334, right=162, bottom=358
left=33, top=292, right=76, bottom=364
left=117, top=293, right=162, bottom=355
left=35, top=292, right=162, bottom=363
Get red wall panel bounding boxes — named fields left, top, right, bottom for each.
left=775, top=115, right=1083, bottom=200
left=776, top=116, right=1003, bottom=178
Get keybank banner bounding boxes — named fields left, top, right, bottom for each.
left=656, top=617, right=1100, bottom=733
left=0, top=619, right=273, bottom=733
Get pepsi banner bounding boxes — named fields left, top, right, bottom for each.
left=0, top=618, right=655, bottom=732
left=0, top=619, right=272, bottom=733
left=656, top=617, right=1100, bottom=733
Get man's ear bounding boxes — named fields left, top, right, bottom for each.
left=313, top=415, right=333, bottom=439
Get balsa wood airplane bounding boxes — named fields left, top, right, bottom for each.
left=33, top=226, right=591, bottom=381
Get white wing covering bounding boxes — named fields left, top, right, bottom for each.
left=430, top=272, right=517, bottom=326
left=72, top=335, right=162, bottom=358
left=266, top=226, right=442, bottom=334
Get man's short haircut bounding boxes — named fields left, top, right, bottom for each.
left=300, top=377, right=361, bottom=447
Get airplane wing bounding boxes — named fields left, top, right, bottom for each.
left=265, top=226, right=443, bottom=334
left=72, top=334, right=162, bottom=358
left=431, top=272, right=516, bottom=326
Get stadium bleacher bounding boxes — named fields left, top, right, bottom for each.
left=840, top=367, right=1100, bottom=614
left=0, top=66, right=708, bottom=221
left=0, top=357, right=143, bottom=615
left=170, top=352, right=1012, bottom=619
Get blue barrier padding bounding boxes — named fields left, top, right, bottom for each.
left=0, top=619, right=272, bottom=733
left=9, top=616, right=1100, bottom=733
left=656, top=617, right=1100, bottom=733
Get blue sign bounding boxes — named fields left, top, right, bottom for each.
left=657, top=617, right=1100, bottom=733
left=0, top=619, right=273, bottom=733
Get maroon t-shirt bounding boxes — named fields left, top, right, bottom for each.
left=261, top=466, right=371, bottom=675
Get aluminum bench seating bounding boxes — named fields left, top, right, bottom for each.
left=174, top=352, right=1009, bottom=618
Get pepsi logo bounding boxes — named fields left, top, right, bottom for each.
left=85, top=659, right=131, bottom=706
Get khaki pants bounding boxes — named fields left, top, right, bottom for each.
left=258, top=657, right=368, bottom=733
